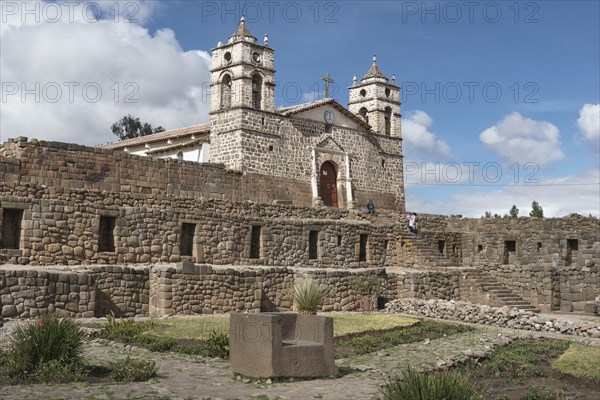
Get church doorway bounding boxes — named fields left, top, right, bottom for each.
left=319, top=161, right=338, bottom=207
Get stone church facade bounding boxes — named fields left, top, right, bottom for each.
left=102, top=17, right=405, bottom=210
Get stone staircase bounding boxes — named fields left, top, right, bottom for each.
left=466, top=270, right=540, bottom=313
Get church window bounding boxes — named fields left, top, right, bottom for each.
left=224, top=52, right=232, bottom=63
left=384, top=107, right=392, bottom=135
left=1, top=208, right=24, bottom=249
left=385, top=88, right=391, bottom=97
left=325, top=123, right=332, bottom=133
left=177, top=151, right=184, bottom=160
left=221, top=74, right=232, bottom=109
left=360, top=89, right=366, bottom=97
left=359, top=107, right=368, bottom=124
left=252, top=74, right=262, bottom=110
left=381, top=159, right=385, bottom=168
left=268, top=145, right=273, bottom=152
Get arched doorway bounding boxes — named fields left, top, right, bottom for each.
left=319, top=161, right=338, bottom=207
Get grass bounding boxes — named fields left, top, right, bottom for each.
left=335, top=319, right=472, bottom=358
left=141, top=316, right=229, bottom=340
left=552, top=342, right=600, bottom=382
left=380, top=367, right=484, bottom=400
left=328, top=314, right=417, bottom=336
left=139, top=313, right=418, bottom=340
left=471, top=338, right=570, bottom=379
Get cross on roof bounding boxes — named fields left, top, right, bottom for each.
left=321, top=72, right=335, bottom=98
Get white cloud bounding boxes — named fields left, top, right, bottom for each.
left=406, top=168, right=600, bottom=218
left=577, top=103, right=600, bottom=149
left=0, top=1, right=211, bottom=146
left=402, top=110, right=452, bottom=159
left=479, top=112, right=564, bottom=167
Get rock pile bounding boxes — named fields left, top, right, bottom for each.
left=386, top=298, right=600, bottom=338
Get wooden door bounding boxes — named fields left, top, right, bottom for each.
left=319, top=161, right=338, bottom=208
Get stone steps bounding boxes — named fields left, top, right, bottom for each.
left=467, top=270, right=540, bottom=313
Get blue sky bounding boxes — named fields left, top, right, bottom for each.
left=1, top=0, right=599, bottom=216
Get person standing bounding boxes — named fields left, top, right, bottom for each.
left=407, top=212, right=417, bottom=234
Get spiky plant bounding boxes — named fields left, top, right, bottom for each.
left=292, top=279, right=327, bottom=315
left=3, top=313, right=85, bottom=382
left=380, top=367, right=484, bottom=400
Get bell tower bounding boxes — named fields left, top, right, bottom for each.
left=210, top=16, right=275, bottom=113
left=348, top=55, right=401, bottom=137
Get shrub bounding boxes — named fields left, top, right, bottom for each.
left=136, top=336, right=177, bottom=352
left=34, top=359, right=87, bottom=383
left=380, top=367, right=484, bottom=400
left=104, top=311, right=150, bottom=340
left=205, top=329, right=230, bottom=359
left=3, top=314, right=85, bottom=383
left=292, top=279, right=327, bottom=314
left=110, top=356, right=157, bottom=382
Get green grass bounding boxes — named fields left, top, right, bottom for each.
left=335, top=320, right=472, bottom=358
left=460, top=338, right=571, bottom=382
left=552, top=342, right=600, bottom=382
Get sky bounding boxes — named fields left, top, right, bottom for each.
left=1, top=0, right=599, bottom=217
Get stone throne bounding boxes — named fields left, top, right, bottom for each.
left=229, top=312, right=338, bottom=377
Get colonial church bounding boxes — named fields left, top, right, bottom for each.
left=102, top=17, right=405, bottom=210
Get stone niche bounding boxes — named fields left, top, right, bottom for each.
left=229, top=312, right=338, bottom=378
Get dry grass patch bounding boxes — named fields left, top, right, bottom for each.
left=552, top=342, right=600, bottom=382
left=142, top=313, right=417, bottom=340
left=326, top=313, right=418, bottom=336
left=148, top=315, right=229, bottom=340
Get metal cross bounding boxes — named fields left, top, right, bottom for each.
left=321, top=72, right=335, bottom=98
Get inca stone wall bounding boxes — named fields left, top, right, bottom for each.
left=451, top=217, right=600, bottom=311
left=1, top=264, right=395, bottom=318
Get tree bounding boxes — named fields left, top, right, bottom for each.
left=111, top=115, right=165, bottom=140
left=482, top=211, right=492, bottom=218
left=509, top=205, right=519, bottom=218
left=529, top=200, right=544, bottom=218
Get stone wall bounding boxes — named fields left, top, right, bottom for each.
left=450, top=217, right=600, bottom=310
left=386, top=298, right=600, bottom=338
left=1, top=264, right=397, bottom=318
left=451, top=216, right=600, bottom=269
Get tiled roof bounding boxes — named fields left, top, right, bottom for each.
left=146, top=135, right=209, bottom=155
left=278, top=98, right=371, bottom=130
left=99, top=123, right=211, bottom=150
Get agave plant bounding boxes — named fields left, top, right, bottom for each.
left=292, top=279, right=327, bottom=315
